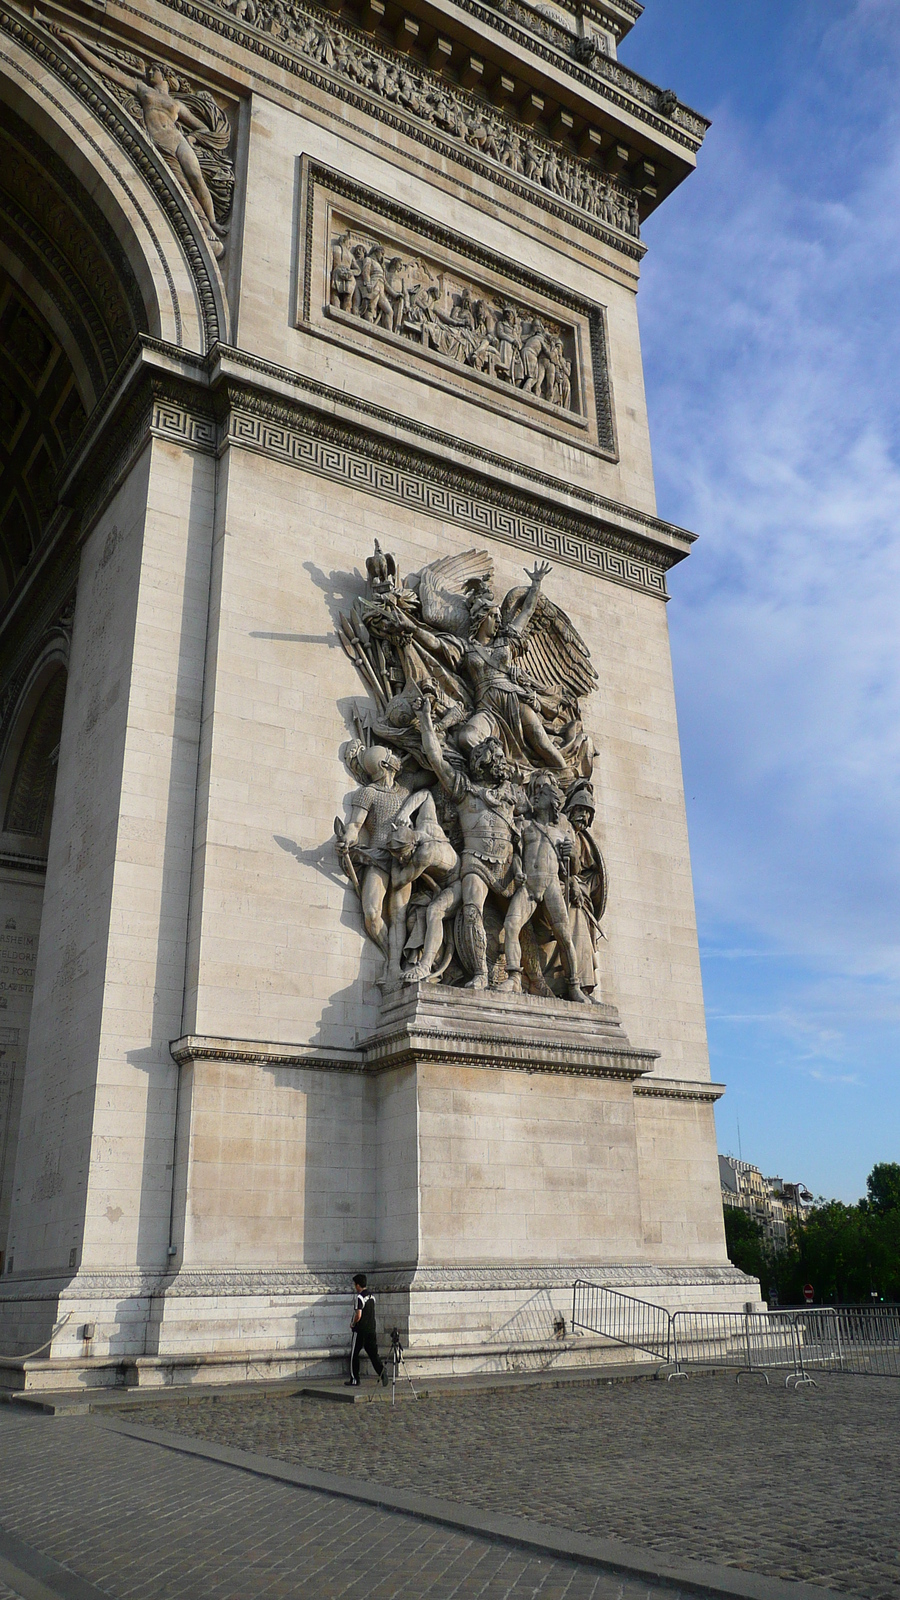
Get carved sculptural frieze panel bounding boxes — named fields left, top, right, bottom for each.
left=328, top=217, right=578, bottom=417
left=47, top=25, right=236, bottom=259
left=209, top=0, right=640, bottom=246
left=333, top=543, right=608, bottom=1007
left=300, top=166, right=615, bottom=451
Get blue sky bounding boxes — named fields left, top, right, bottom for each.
left=619, top=1, right=900, bottom=1201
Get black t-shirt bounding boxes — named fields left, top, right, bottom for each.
left=355, top=1291, right=376, bottom=1336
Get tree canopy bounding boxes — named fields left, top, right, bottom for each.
left=723, top=1162, right=900, bottom=1305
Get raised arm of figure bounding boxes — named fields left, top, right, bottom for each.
left=507, top=561, right=552, bottom=638
left=414, top=697, right=456, bottom=793
left=51, top=26, right=139, bottom=92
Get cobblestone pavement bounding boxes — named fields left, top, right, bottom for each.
left=0, top=1406, right=696, bottom=1600
left=128, top=1373, right=900, bottom=1600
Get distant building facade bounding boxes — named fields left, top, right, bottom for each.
left=718, top=1156, right=809, bottom=1249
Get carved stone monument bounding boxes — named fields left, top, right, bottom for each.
left=0, top=0, right=754, bottom=1389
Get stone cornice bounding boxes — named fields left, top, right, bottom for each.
left=634, top=1077, right=725, bottom=1104
left=40, top=338, right=696, bottom=604
left=136, top=0, right=705, bottom=183
left=172, top=987, right=661, bottom=1083
left=170, top=1027, right=658, bottom=1082
left=439, top=0, right=707, bottom=147
left=110, top=0, right=653, bottom=252
left=170, top=1034, right=366, bottom=1072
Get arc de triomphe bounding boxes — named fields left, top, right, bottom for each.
left=0, top=0, right=753, bottom=1389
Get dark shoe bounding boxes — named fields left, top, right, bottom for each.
left=344, top=1380, right=358, bottom=1387
left=380, top=1368, right=390, bottom=1387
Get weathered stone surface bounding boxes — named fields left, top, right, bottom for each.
left=0, top=0, right=750, bottom=1385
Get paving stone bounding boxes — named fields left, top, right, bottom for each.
left=125, top=1372, right=900, bottom=1599
left=0, top=1409, right=673, bottom=1600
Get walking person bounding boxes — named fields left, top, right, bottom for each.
left=346, top=1273, right=389, bottom=1387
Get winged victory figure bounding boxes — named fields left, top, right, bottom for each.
left=332, top=543, right=605, bottom=1001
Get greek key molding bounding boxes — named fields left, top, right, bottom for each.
left=151, top=399, right=217, bottom=451
left=209, top=344, right=692, bottom=556
left=224, top=396, right=670, bottom=597
left=54, top=344, right=691, bottom=600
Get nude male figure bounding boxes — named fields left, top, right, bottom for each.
left=407, top=695, right=525, bottom=989
left=499, top=772, right=587, bottom=1002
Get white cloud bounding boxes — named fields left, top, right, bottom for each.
left=639, top=4, right=900, bottom=989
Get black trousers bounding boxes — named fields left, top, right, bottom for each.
left=350, top=1324, right=384, bottom=1381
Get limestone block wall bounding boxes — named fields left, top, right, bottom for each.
left=172, top=1057, right=375, bottom=1269
left=182, top=447, right=708, bottom=1084
left=413, top=1064, right=644, bottom=1268
left=634, top=1093, right=729, bottom=1263
left=0, top=870, right=43, bottom=1265
left=4, top=435, right=216, bottom=1280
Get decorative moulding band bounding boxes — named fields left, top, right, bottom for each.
left=634, top=1078, right=725, bottom=1103
left=0, top=1262, right=754, bottom=1302
left=61, top=342, right=694, bottom=602
left=222, top=399, right=672, bottom=598
left=170, top=1034, right=366, bottom=1073
left=170, top=1030, right=659, bottom=1081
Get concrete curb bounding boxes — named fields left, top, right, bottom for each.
left=0, top=1522, right=112, bottom=1600
left=97, top=1418, right=863, bottom=1600
left=1, top=1359, right=699, bottom=1414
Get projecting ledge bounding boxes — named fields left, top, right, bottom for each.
left=362, top=981, right=659, bottom=1078
left=170, top=986, right=659, bottom=1080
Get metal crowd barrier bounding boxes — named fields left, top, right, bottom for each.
left=670, top=1310, right=810, bottom=1386
left=573, top=1283, right=900, bottom=1387
left=792, top=1306, right=900, bottom=1378
left=571, top=1282, right=677, bottom=1371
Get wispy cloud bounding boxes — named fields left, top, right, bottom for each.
left=626, top=1, right=900, bottom=1194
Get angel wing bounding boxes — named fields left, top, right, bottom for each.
left=506, top=590, right=598, bottom=705
left=415, top=549, right=494, bottom=636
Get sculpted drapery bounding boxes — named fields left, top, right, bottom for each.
left=335, top=544, right=607, bottom=1002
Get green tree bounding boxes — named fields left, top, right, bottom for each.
left=865, top=1162, right=900, bottom=1216
left=722, top=1161, right=900, bottom=1305
left=723, top=1208, right=772, bottom=1293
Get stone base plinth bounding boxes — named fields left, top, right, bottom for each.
left=0, top=1262, right=759, bottom=1392
left=0, top=988, right=751, bottom=1393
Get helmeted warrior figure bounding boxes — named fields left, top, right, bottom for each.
left=333, top=543, right=604, bottom=1000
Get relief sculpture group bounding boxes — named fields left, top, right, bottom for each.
left=335, top=545, right=607, bottom=1003
left=331, top=231, right=574, bottom=410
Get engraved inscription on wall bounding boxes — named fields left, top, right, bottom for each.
left=327, top=217, right=579, bottom=418
left=0, top=928, right=36, bottom=1003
